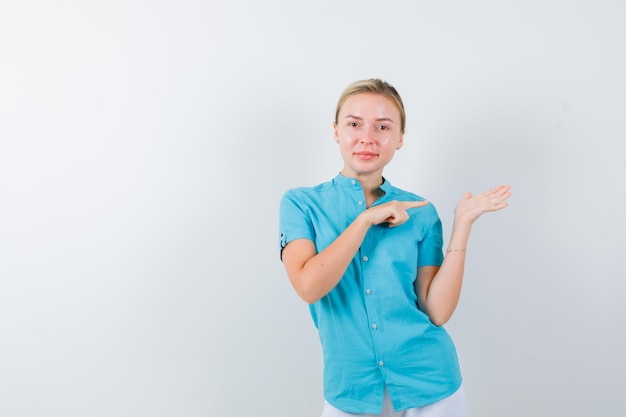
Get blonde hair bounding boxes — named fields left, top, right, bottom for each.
left=335, top=79, right=406, bottom=133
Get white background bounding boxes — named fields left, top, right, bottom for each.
left=1, top=1, right=625, bottom=416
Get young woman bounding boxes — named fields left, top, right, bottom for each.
left=278, top=79, right=511, bottom=417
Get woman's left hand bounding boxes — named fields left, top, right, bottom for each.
left=454, top=185, right=511, bottom=225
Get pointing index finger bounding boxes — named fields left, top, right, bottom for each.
left=402, top=200, right=429, bottom=209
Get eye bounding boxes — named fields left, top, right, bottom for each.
left=348, top=121, right=359, bottom=128
left=378, top=125, right=389, bottom=131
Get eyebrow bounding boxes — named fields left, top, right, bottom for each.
left=343, top=115, right=396, bottom=123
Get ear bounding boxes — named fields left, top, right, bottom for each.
left=333, top=122, right=339, bottom=142
left=396, top=133, right=404, bottom=150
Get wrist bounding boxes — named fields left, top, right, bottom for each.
left=452, top=217, right=473, bottom=232
left=446, top=248, right=466, bottom=254
left=356, top=211, right=375, bottom=228
left=453, top=209, right=479, bottom=227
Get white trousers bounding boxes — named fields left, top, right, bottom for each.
left=321, top=384, right=467, bottom=417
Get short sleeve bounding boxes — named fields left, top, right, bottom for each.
left=278, top=190, right=316, bottom=260
left=416, top=204, right=445, bottom=268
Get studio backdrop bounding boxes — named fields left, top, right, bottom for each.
left=1, top=1, right=624, bottom=416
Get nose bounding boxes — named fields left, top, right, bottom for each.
left=359, top=126, right=375, bottom=144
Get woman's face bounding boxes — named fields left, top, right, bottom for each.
left=334, top=93, right=404, bottom=179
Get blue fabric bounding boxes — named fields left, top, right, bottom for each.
left=279, top=173, right=462, bottom=414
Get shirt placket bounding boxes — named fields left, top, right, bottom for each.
left=353, top=185, right=388, bottom=373
left=360, top=233, right=388, bottom=373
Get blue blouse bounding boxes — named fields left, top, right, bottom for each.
left=279, top=173, right=462, bottom=413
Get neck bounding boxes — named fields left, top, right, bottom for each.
left=341, top=170, right=385, bottom=206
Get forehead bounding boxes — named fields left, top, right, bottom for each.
left=339, top=93, right=400, bottom=118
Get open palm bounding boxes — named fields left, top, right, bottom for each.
left=454, top=185, right=511, bottom=224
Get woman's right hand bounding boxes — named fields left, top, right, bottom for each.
left=362, top=200, right=430, bottom=227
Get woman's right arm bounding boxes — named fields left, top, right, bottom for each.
left=282, top=200, right=428, bottom=304
left=281, top=214, right=371, bottom=304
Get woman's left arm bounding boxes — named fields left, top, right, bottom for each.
left=415, top=185, right=511, bottom=326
